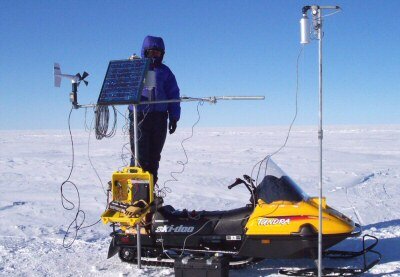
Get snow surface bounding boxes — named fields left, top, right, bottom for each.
left=0, top=125, right=399, bottom=276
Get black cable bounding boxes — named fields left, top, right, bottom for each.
left=115, top=105, right=155, bottom=169
left=251, top=46, right=304, bottom=189
left=95, top=105, right=117, bottom=140
left=159, top=101, right=204, bottom=198
left=114, top=106, right=129, bottom=135
left=114, top=106, right=150, bottom=169
left=84, top=107, right=91, bottom=132
left=113, top=107, right=131, bottom=167
left=129, top=109, right=147, bottom=168
left=60, top=107, right=101, bottom=248
left=87, top=115, right=107, bottom=196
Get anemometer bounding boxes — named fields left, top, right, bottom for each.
left=53, top=63, right=89, bottom=108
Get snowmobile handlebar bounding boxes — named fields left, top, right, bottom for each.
left=228, top=176, right=256, bottom=194
left=229, top=177, right=258, bottom=206
left=243, top=174, right=256, bottom=190
left=228, top=178, right=245, bottom=189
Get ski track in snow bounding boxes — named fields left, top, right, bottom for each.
left=0, top=126, right=399, bottom=276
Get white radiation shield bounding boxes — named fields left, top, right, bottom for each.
left=300, top=15, right=310, bottom=44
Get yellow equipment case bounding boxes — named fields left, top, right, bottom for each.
left=101, top=167, right=154, bottom=228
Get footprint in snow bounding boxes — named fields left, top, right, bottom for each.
left=0, top=201, right=26, bottom=211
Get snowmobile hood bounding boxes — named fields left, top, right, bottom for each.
left=141, top=36, right=165, bottom=66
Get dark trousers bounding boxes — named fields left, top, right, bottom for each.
left=129, top=111, right=168, bottom=183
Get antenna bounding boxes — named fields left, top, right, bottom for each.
left=300, top=5, right=341, bottom=277
left=54, top=63, right=89, bottom=108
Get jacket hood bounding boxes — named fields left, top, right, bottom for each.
left=141, top=36, right=165, bottom=66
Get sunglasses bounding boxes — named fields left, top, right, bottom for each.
left=146, top=49, right=162, bottom=58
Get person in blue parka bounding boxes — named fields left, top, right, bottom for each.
left=129, top=35, right=181, bottom=183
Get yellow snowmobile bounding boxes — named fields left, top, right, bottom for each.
left=101, top=160, right=380, bottom=275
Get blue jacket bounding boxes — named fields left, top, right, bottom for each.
left=130, top=36, right=181, bottom=121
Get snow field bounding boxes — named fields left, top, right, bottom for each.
left=0, top=125, right=399, bottom=276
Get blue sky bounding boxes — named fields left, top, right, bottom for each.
left=0, top=1, right=399, bottom=129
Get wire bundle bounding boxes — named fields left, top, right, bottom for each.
left=95, top=105, right=117, bottom=140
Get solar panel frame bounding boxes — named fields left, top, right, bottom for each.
left=97, top=58, right=150, bottom=105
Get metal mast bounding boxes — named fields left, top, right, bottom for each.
left=300, top=5, right=341, bottom=277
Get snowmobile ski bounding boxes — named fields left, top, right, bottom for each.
left=279, top=234, right=381, bottom=276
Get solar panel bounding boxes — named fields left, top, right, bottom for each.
left=97, top=59, right=150, bottom=105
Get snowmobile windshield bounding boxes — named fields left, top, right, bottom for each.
left=256, top=160, right=308, bottom=204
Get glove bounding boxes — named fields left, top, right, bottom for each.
left=169, top=119, right=177, bottom=134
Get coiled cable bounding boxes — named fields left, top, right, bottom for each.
left=95, top=105, right=117, bottom=140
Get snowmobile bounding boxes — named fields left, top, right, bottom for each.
left=101, top=160, right=380, bottom=275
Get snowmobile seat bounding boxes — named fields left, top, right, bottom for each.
left=199, top=206, right=252, bottom=220
left=154, top=205, right=252, bottom=235
left=203, top=206, right=252, bottom=235
left=156, top=205, right=251, bottom=220
left=156, top=205, right=190, bottom=218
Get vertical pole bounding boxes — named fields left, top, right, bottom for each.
left=132, top=104, right=142, bottom=269
left=71, top=81, right=78, bottom=108
left=137, top=223, right=141, bottom=269
left=133, top=104, right=139, bottom=167
left=317, top=7, right=323, bottom=277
